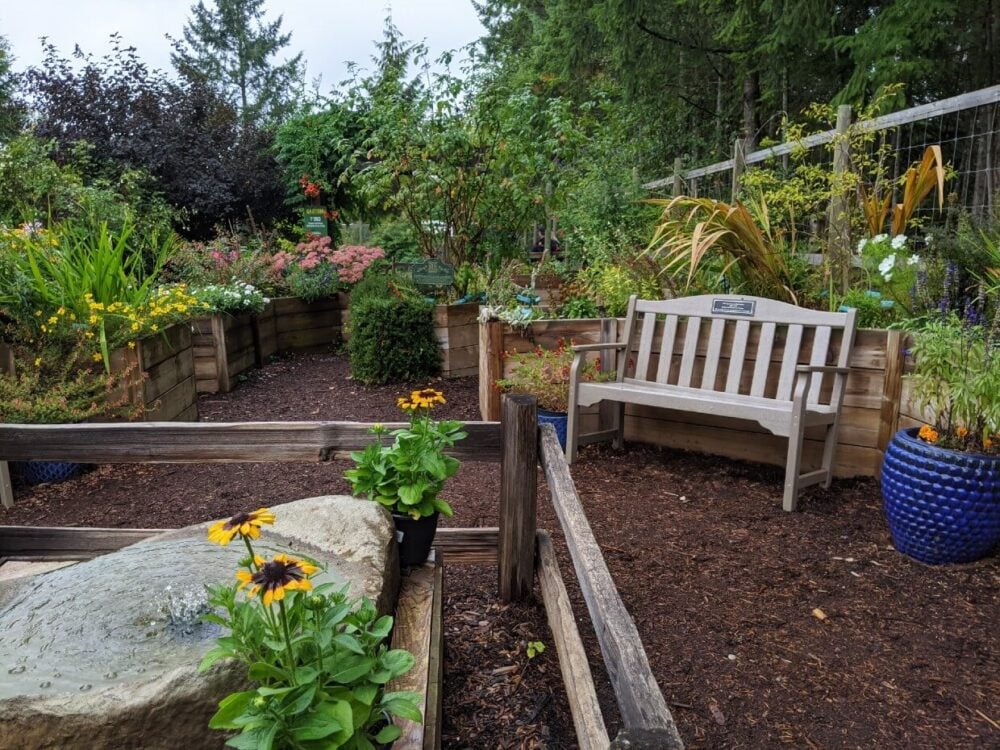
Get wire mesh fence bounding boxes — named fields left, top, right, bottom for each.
left=647, top=86, right=1000, bottom=223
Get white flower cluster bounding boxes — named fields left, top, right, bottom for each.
left=857, top=233, right=908, bottom=253
left=193, top=282, right=269, bottom=314
left=876, top=252, right=920, bottom=282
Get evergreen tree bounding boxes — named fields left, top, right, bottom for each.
left=0, top=36, right=25, bottom=143
left=170, top=0, right=304, bottom=125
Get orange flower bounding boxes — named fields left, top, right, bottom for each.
left=955, top=426, right=969, bottom=438
left=918, top=424, right=939, bottom=443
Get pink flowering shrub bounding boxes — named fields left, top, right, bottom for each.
left=330, top=245, right=385, bottom=284
left=270, top=236, right=384, bottom=288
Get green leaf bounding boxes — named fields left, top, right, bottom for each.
left=352, top=683, right=379, bottom=706
left=381, top=695, right=423, bottom=723
left=249, top=661, right=292, bottom=683
left=381, top=649, right=416, bottom=676
left=328, top=655, right=376, bottom=684
left=209, top=691, right=255, bottom=729
left=225, top=728, right=272, bottom=749
left=282, top=683, right=317, bottom=716
left=375, top=724, right=403, bottom=743
left=333, top=633, right=365, bottom=655
left=369, top=615, right=393, bottom=640
left=198, top=646, right=233, bottom=673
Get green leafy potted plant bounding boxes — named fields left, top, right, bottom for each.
left=496, top=339, right=612, bottom=449
left=201, top=506, right=422, bottom=747
left=345, top=390, right=466, bottom=566
left=881, top=315, right=1000, bottom=564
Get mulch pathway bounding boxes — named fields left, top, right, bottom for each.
left=4, top=350, right=998, bottom=749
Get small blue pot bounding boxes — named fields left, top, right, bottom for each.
left=18, top=461, right=83, bottom=486
left=881, top=428, right=1000, bottom=564
left=537, top=409, right=568, bottom=450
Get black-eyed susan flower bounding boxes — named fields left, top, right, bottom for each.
left=207, top=507, right=276, bottom=546
left=235, top=554, right=319, bottom=606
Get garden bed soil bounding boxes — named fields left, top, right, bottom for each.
left=4, top=350, right=998, bottom=749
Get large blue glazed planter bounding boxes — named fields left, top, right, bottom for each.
left=881, top=427, right=1000, bottom=564
left=18, top=460, right=83, bottom=486
left=537, top=409, right=568, bottom=450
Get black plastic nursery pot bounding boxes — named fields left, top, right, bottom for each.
left=391, top=511, right=440, bottom=567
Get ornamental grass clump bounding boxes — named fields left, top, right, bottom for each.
left=201, top=506, right=421, bottom=749
left=345, top=389, right=466, bottom=519
left=907, top=315, right=1000, bottom=454
left=496, top=339, right=613, bottom=413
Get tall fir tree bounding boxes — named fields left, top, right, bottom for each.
left=171, top=0, right=304, bottom=126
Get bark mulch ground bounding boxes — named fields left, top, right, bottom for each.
left=4, top=350, right=998, bottom=749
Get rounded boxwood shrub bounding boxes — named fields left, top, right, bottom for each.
left=348, top=275, right=441, bottom=384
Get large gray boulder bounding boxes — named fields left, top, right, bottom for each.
left=0, top=495, right=397, bottom=750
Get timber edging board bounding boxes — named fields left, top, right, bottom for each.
left=0, top=422, right=502, bottom=463
left=109, top=323, right=199, bottom=422
left=539, top=424, right=684, bottom=747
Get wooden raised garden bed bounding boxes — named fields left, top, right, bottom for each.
left=110, top=323, right=199, bottom=422
left=195, top=298, right=481, bottom=393
left=480, top=317, right=908, bottom=478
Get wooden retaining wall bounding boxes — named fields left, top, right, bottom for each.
left=195, top=297, right=478, bottom=392
left=433, top=302, right=480, bottom=378
left=110, top=324, right=199, bottom=421
left=479, top=318, right=908, bottom=478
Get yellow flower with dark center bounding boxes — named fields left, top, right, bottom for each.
left=207, top=507, right=276, bottom=546
left=235, top=553, right=318, bottom=606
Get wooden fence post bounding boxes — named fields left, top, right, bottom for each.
left=498, top=394, right=537, bottom=602
left=672, top=157, right=683, bottom=196
left=829, top=103, right=853, bottom=294
left=478, top=320, right=503, bottom=421
left=731, top=138, right=746, bottom=202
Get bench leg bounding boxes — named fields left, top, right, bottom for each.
left=783, top=389, right=809, bottom=512
left=820, top=420, right=839, bottom=489
left=613, top=402, right=626, bottom=450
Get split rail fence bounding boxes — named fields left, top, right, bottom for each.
left=0, top=396, right=683, bottom=749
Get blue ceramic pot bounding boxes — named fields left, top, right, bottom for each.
left=537, top=409, right=568, bottom=450
left=19, top=461, right=83, bottom=486
left=881, top=428, right=1000, bottom=564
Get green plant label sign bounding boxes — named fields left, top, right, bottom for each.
left=411, top=258, right=455, bottom=288
left=711, top=298, right=756, bottom=316
left=302, top=208, right=328, bottom=237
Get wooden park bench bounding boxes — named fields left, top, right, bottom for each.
left=567, top=294, right=857, bottom=511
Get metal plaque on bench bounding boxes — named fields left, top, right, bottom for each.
left=711, top=298, right=756, bottom=316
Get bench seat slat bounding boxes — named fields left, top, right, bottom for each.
left=809, top=326, right=832, bottom=403
left=775, top=324, right=805, bottom=400
left=578, top=380, right=837, bottom=436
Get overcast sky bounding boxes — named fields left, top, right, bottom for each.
left=1, top=1, right=486, bottom=90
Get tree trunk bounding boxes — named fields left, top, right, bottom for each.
left=741, top=71, right=761, bottom=154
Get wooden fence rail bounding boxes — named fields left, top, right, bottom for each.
left=0, top=403, right=686, bottom=749
left=539, top=424, right=684, bottom=748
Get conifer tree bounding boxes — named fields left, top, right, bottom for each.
left=171, top=0, right=303, bottom=126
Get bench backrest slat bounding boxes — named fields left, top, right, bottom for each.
left=808, top=325, right=832, bottom=403
left=775, top=324, right=805, bottom=400
left=655, top=315, right=680, bottom=383
left=700, top=318, right=726, bottom=389
left=635, top=311, right=657, bottom=380
left=725, top=319, right=751, bottom=394
left=622, top=295, right=855, bottom=404
left=749, top=322, right=777, bottom=397
left=676, top=317, right=702, bottom=387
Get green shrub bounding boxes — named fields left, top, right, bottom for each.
left=348, top=276, right=441, bottom=384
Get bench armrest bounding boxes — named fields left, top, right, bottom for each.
left=571, top=342, right=627, bottom=353
left=794, top=365, right=850, bottom=375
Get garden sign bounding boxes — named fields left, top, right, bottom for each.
left=302, top=207, right=328, bottom=237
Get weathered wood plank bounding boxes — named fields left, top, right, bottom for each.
left=424, top=561, right=444, bottom=750
left=538, top=426, right=683, bottom=745
left=0, top=422, right=502, bottom=463
left=388, top=560, right=437, bottom=750
left=0, top=462, right=12, bottom=510
left=140, top=324, right=191, bottom=370
left=144, top=349, right=195, bottom=403
left=878, top=329, right=905, bottom=452
left=0, top=526, right=163, bottom=558
left=144, top=375, right=198, bottom=422
left=479, top=320, right=503, bottom=421
left=498, top=395, right=537, bottom=601
left=537, top=531, right=610, bottom=750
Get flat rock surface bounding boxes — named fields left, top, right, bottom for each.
left=0, top=494, right=397, bottom=750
